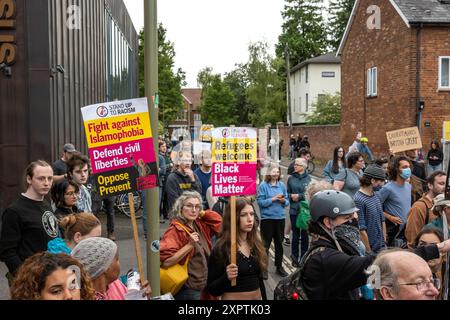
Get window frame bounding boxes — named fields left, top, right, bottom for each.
left=367, top=67, right=378, bottom=97
left=439, top=56, right=450, bottom=90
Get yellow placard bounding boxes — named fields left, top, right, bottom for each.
left=212, top=138, right=257, bottom=163
left=444, top=122, right=450, bottom=141
left=386, top=127, right=422, bottom=154
left=84, top=113, right=152, bottom=148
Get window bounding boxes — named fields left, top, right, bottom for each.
left=194, top=114, right=202, bottom=121
left=306, top=93, right=309, bottom=112
left=322, top=71, right=335, bottom=78
left=439, top=57, right=450, bottom=89
left=299, top=97, right=302, bottom=112
left=306, top=65, right=309, bottom=83
left=367, top=67, right=377, bottom=97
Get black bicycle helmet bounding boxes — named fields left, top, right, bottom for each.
left=309, top=190, right=359, bottom=222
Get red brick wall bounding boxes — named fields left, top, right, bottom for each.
left=279, top=125, right=341, bottom=161
left=341, top=0, right=450, bottom=157
left=419, top=28, right=450, bottom=151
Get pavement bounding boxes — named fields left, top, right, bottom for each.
left=0, top=156, right=323, bottom=300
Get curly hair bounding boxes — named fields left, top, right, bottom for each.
left=171, top=191, right=203, bottom=220
left=388, top=156, right=411, bottom=181
left=10, top=252, right=95, bottom=300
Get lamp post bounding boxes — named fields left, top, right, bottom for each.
left=144, top=0, right=160, bottom=297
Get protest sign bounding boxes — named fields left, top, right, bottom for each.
left=200, top=124, right=214, bottom=142
left=386, top=127, right=422, bottom=154
left=81, top=98, right=157, bottom=198
left=212, top=127, right=257, bottom=197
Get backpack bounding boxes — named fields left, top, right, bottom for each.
left=273, top=246, right=326, bottom=300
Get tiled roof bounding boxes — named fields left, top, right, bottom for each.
left=291, top=53, right=341, bottom=74
left=181, top=88, right=202, bottom=110
left=392, top=0, right=450, bottom=24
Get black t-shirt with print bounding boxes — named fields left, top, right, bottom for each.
left=0, top=195, right=59, bottom=275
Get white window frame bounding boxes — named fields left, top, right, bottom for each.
left=367, top=67, right=377, bottom=97
left=439, top=56, right=450, bottom=89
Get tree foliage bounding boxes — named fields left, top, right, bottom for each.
left=306, top=93, right=341, bottom=125
left=139, top=24, right=185, bottom=128
left=328, top=0, right=356, bottom=52
left=197, top=67, right=238, bottom=127
left=276, top=0, right=328, bottom=67
left=246, top=42, right=286, bottom=128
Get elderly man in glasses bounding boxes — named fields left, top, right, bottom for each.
left=372, top=249, right=440, bottom=300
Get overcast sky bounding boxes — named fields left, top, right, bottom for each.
left=123, top=0, right=285, bottom=88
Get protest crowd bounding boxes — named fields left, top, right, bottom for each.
left=1, top=124, right=450, bottom=302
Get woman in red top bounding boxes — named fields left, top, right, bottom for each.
left=160, top=191, right=222, bottom=300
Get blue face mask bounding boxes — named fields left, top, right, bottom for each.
left=400, top=167, right=412, bottom=180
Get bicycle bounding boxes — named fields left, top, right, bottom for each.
left=88, top=180, right=143, bottom=219
left=307, top=155, right=316, bottom=175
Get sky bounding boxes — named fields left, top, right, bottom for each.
left=123, top=0, right=285, bottom=88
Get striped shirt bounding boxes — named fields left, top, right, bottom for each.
left=354, top=191, right=386, bottom=253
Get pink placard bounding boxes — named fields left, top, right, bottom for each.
left=89, top=138, right=156, bottom=174
left=212, top=163, right=257, bottom=197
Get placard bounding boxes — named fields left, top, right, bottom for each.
left=386, top=127, right=422, bottom=154
left=81, top=98, right=157, bottom=198
left=212, top=128, right=257, bottom=197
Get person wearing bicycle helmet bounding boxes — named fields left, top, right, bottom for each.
left=301, top=190, right=450, bottom=300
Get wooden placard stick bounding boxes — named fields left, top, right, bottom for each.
left=230, top=196, right=237, bottom=287
left=128, top=193, right=145, bottom=284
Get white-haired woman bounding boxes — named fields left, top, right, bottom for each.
left=160, top=191, right=222, bottom=300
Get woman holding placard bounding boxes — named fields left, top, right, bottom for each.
left=160, top=191, right=222, bottom=300
left=207, top=197, right=268, bottom=299
left=257, top=165, right=290, bottom=278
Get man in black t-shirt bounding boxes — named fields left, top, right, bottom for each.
left=0, top=161, right=59, bottom=283
left=52, top=143, right=78, bottom=183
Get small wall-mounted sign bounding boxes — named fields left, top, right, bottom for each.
left=424, top=122, right=431, bottom=128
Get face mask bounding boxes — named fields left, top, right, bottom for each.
left=400, top=167, right=412, bottom=180
left=373, top=185, right=383, bottom=192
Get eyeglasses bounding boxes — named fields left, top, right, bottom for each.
left=64, top=192, right=79, bottom=197
left=184, top=204, right=202, bottom=211
left=398, top=278, right=440, bottom=292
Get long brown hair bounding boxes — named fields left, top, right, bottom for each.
left=10, top=252, right=95, bottom=300
left=215, top=198, right=268, bottom=273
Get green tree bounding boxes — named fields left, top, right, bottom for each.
left=276, top=0, right=328, bottom=67
left=139, top=24, right=185, bottom=128
left=246, top=42, right=287, bottom=128
left=224, top=64, right=253, bottom=126
left=306, top=93, right=341, bottom=125
left=197, top=68, right=238, bottom=127
left=328, top=0, right=356, bottom=52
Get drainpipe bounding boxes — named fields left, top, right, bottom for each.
left=416, top=24, right=423, bottom=134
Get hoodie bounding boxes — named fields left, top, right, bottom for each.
left=165, top=170, right=202, bottom=213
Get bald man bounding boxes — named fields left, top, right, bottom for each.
left=372, top=250, right=440, bottom=300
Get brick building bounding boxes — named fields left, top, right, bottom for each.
left=338, top=0, right=450, bottom=156
left=169, top=88, right=202, bottom=140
